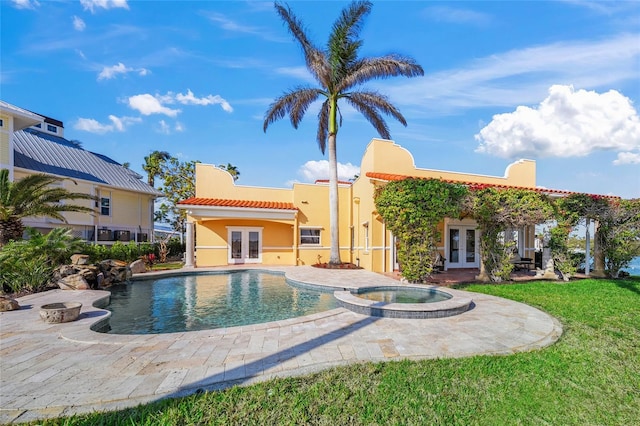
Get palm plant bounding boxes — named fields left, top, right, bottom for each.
left=0, top=169, right=96, bottom=246
left=263, top=1, right=423, bottom=264
left=142, top=150, right=171, bottom=187
left=218, top=163, right=241, bottom=181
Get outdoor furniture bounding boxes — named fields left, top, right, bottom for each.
left=511, top=254, right=534, bottom=271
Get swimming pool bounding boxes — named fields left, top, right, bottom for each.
left=98, top=270, right=339, bottom=334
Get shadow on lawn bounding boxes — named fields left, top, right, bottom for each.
left=168, top=314, right=381, bottom=399
left=614, top=276, right=640, bottom=296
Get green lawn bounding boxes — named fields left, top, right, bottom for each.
left=32, top=277, right=639, bottom=425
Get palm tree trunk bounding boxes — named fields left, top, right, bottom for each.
left=328, top=133, right=341, bottom=264
left=0, top=218, right=25, bottom=246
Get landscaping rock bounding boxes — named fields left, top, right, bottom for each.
left=70, top=254, right=90, bottom=265
left=0, top=296, right=20, bottom=312
left=129, top=259, right=147, bottom=274
left=58, top=273, right=90, bottom=290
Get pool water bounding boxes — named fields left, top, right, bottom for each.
left=99, top=271, right=338, bottom=334
left=356, top=287, right=452, bottom=304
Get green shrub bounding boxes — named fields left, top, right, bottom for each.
left=0, top=228, right=84, bottom=294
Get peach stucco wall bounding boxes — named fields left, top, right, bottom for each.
left=189, top=138, right=538, bottom=272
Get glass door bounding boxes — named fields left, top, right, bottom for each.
left=228, top=228, right=262, bottom=264
left=448, top=226, right=478, bottom=268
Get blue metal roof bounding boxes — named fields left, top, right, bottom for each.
left=13, top=128, right=162, bottom=196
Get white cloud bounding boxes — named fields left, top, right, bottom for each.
left=128, top=94, right=181, bottom=117
left=297, top=160, right=360, bottom=183
left=275, top=67, right=316, bottom=84
left=175, top=89, right=233, bottom=112
left=11, top=0, right=39, bottom=9
left=74, top=115, right=140, bottom=134
left=73, top=16, right=86, bottom=31
left=422, top=6, right=491, bottom=26
left=80, top=0, right=129, bottom=14
left=613, top=152, right=640, bottom=165
left=156, top=120, right=185, bottom=135
left=475, top=85, right=640, bottom=160
left=158, top=120, right=171, bottom=135
left=98, top=62, right=128, bottom=80
left=97, top=62, right=149, bottom=80
left=385, top=34, right=640, bottom=115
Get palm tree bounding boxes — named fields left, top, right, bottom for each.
left=142, top=150, right=171, bottom=187
left=218, top=163, right=241, bottom=181
left=0, top=169, right=97, bottom=246
left=263, top=1, right=423, bottom=264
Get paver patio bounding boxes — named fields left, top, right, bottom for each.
left=0, top=266, right=562, bottom=424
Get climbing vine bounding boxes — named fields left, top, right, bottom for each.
left=551, top=194, right=611, bottom=280
left=598, top=198, right=640, bottom=278
left=375, top=178, right=468, bottom=282
left=467, top=186, right=554, bottom=282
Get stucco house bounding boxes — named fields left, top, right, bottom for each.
left=179, top=138, right=593, bottom=273
left=1, top=100, right=162, bottom=243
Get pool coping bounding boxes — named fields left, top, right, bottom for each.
left=0, top=265, right=563, bottom=424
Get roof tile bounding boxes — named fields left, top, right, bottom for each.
left=178, top=197, right=298, bottom=210
left=365, top=172, right=618, bottom=199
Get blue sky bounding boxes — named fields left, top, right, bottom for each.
left=2, top=0, right=639, bottom=198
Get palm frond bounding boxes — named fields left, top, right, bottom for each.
left=350, top=103, right=391, bottom=139
left=263, top=87, right=324, bottom=131
left=327, top=1, right=371, bottom=84
left=345, top=91, right=407, bottom=126
left=316, top=100, right=330, bottom=154
left=339, top=55, right=424, bottom=92
left=275, top=2, right=331, bottom=87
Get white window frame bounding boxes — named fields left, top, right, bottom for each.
left=46, top=124, right=58, bottom=133
left=227, top=226, right=263, bottom=264
left=100, top=194, right=111, bottom=216
left=300, top=226, right=322, bottom=246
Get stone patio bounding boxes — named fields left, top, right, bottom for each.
left=0, top=266, right=562, bottom=424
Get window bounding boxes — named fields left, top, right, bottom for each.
left=47, top=124, right=58, bottom=133
left=0, top=119, right=4, bottom=127
left=100, top=197, right=110, bottom=216
left=34, top=123, right=41, bottom=128
left=300, top=228, right=321, bottom=245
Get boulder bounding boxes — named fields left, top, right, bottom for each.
left=58, top=274, right=90, bottom=290
left=129, top=259, right=147, bottom=274
left=0, top=296, right=20, bottom=312
left=70, top=254, right=90, bottom=265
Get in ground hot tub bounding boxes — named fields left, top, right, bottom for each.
left=334, top=285, right=472, bottom=319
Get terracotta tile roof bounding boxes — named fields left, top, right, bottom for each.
left=178, top=197, right=298, bottom=210
left=365, top=172, right=619, bottom=199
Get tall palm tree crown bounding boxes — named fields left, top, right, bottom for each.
left=263, top=1, right=423, bottom=264
left=0, top=169, right=96, bottom=246
left=143, top=150, right=171, bottom=187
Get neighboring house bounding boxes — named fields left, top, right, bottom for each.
left=0, top=100, right=162, bottom=243
left=180, top=138, right=598, bottom=273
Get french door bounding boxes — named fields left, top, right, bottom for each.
left=228, top=227, right=262, bottom=264
left=447, top=226, right=479, bottom=268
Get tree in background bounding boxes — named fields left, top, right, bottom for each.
left=0, top=169, right=96, bottom=246
left=218, top=163, right=240, bottom=181
left=142, top=150, right=171, bottom=187
left=155, top=157, right=199, bottom=236
left=263, top=1, right=423, bottom=265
